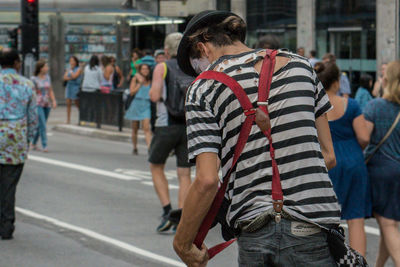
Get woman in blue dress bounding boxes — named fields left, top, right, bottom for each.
left=364, top=61, right=400, bottom=267
left=314, top=62, right=371, bottom=257
left=63, top=56, right=82, bottom=124
left=125, top=64, right=152, bottom=154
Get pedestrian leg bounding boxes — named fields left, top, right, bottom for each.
left=375, top=234, right=390, bottom=267
left=35, top=106, right=47, bottom=150
left=66, top=98, right=72, bottom=124
left=131, top=121, right=139, bottom=154
left=176, top=167, right=191, bottom=209
left=347, top=218, right=366, bottom=257
left=150, top=163, right=170, bottom=207
left=74, top=99, right=80, bottom=110
left=0, top=164, right=24, bottom=239
left=376, top=213, right=400, bottom=267
left=142, top=118, right=152, bottom=149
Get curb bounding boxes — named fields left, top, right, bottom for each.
left=52, top=124, right=133, bottom=143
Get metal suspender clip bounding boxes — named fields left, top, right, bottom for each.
left=273, top=200, right=283, bottom=223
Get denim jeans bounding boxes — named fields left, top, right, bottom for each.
left=0, top=164, right=24, bottom=235
left=33, top=106, right=51, bottom=148
left=237, top=218, right=336, bottom=267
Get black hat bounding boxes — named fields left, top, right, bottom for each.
left=177, top=10, right=246, bottom=77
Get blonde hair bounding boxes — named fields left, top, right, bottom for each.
left=383, top=60, right=400, bottom=104
left=164, top=32, right=183, bottom=58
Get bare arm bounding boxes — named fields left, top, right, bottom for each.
left=173, top=152, right=219, bottom=267
left=316, top=113, right=336, bottom=170
left=365, top=120, right=374, bottom=139
left=103, top=65, right=113, bottom=80
left=69, top=68, right=82, bottom=80
left=116, top=66, right=124, bottom=88
left=63, top=70, right=70, bottom=81
left=352, top=114, right=370, bottom=149
left=149, top=63, right=165, bottom=102
left=372, top=80, right=381, bottom=97
left=49, top=86, right=57, bottom=109
left=129, top=77, right=141, bottom=96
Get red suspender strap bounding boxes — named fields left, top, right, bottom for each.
left=258, top=50, right=283, bottom=203
left=191, top=71, right=255, bottom=258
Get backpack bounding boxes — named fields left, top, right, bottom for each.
left=164, top=59, right=194, bottom=123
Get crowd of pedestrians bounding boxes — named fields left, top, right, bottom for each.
left=1, top=9, right=400, bottom=266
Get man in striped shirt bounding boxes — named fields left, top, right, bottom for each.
left=173, top=11, right=340, bottom=266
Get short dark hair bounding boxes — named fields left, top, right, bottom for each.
left=257, top=35, right=280, bottom=50
left=310, top=50, right=316, bottom=57
left=359, top=74, right=373, bottom=90
left=314, top=62, right=340, bottom=90
left=0, top=48, right=20, bottom=68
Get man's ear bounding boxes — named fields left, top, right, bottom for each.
left=197, top=42, right=209, bottom=58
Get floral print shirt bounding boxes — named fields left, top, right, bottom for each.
left=31, top=75, right=51, bottom=107
left=0, top=68, right=37, bottom=165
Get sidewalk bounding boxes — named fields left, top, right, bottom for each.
left=48, top=105, right=140, bottom=143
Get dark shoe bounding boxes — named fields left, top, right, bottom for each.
left=132, top=148, right=138, bottom=155
left=156, top=215, right=172, bottom=233
left=1, top=222, right=14, bottom=240
left=172, top=225, right=177, bottom=234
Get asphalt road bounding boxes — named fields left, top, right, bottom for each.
left=0, top=130, right=394, bottom=267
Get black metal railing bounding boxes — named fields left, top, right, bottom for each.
left=79, top=90, right=124, bottom=131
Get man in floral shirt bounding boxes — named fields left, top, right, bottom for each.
left=0, top=48, right=37, bottom=239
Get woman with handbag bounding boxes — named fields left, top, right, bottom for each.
left=314, top=62, right=371, bottom=257
left=364, top=60, right=400, bottom=267
left=124, top=64, right=152, bottom=154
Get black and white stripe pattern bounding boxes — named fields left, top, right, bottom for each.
left=186, top=49, right=341, bottom=227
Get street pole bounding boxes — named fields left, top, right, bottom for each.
left=20, top=0, right=39, bottom=77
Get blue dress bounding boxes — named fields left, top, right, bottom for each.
left=328, top=98, right=372, bottom=220
left=364, top=98, right=400, bottom=220
left=124, top=84, right=151, bottom=121
left=65, top=67, right=82, bottom=100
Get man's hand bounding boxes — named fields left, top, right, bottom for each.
left=52, top=101, right=57, bottom=109
left=173, top=241, right=209, bottom=267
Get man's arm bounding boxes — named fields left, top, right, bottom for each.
left=149, top=63, right=165, bottom=102
left=27, top=89, right=38, bottom=144
left=315, top=113, right=336, bottom=170
left=173, top=152, right=219, bottom=267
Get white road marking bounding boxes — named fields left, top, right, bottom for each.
left=29, top=155, right=139, bottom=181
left=342, top=224, right=380, bottom=236
left=16, top=207, right=185, bottom=267
left=28, top=155, right=180, bottom=189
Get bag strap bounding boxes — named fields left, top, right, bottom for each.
left=191, top=71, right=256, bottom=259
left=365, top=110, right=400, bottom=163
left=257, top=49, right=283, bottom=207
left=190, top=50, right=278, bottom=259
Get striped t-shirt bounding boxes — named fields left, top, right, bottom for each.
left=185, top=49, right=341, bottom=227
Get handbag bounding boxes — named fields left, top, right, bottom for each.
left=185, top=49, right=369, bottom=266
left=365, top=110, right=400, bottom=164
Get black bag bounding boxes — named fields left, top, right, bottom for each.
left=164, top=59, right=194, bottom=123
left=327, top=226, right=369, bottom=266
left=125, top=94, right=134, bottom=110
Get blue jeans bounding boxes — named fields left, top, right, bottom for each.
left=237, top=218, right=336, bottom=267
left=33, top=106, right=51, bottom=148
